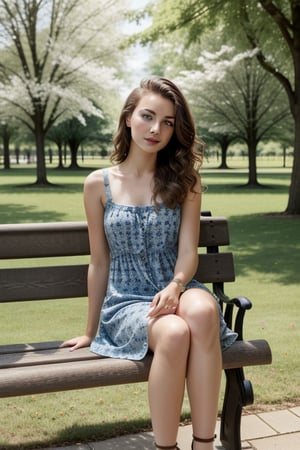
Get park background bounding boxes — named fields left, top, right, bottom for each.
left=0, top=1, right=299, bottom=449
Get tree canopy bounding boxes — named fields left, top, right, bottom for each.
left=175, top=46, right=291, bottom=184
left=134, top=0, right=300, bottom=215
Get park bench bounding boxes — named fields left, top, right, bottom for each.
left=0, top=214, right=272, bottom=450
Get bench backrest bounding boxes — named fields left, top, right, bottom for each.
left=0, top=216, right=235, bottom=303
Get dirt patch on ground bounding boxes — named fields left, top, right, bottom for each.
left=242, top=399, right=300, bottom=415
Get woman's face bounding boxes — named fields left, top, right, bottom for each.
left=126, top=93, right=175, bottom=154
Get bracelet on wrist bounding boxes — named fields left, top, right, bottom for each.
left=171, top=278, right=186, bottom=292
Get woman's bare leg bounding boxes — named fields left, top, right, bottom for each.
left=148, top=315, right=190, bottom=449
left=178, top=289, right=222, bottom=450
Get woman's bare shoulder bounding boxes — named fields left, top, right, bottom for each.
left=85, top=168, right=105, bottom=183
left=83, top=169, right=107, bottom=204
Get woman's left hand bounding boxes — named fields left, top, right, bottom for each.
left=147, top=283, right=181, bottom=318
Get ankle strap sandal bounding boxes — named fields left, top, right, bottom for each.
left=192, top=434, right=216, bottom=448
left=155, top=443, right=180, bottom=449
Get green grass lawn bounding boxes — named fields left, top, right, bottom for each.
left=0, top=159, right=299, bottom=449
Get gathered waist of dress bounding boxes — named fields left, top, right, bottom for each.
left=109, top=244, right=177, bottom=259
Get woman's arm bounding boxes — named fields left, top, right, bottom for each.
left=173, top=173, right=201, bottom=286
left=61, top=170, right=110, bottom=350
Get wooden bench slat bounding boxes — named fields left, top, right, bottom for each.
left=0, top=222, right=89, bottom=259
left=0, top=355, right=153, bottom=397
left=0, top=264, right=88, bottom=302
left=0, top=339, right=271, bottom=397
left=0, top=341, right=63, bottom=355
left=0, top=217, right=229, bottom=260
left=196, top=252, right=235, bottom=283
left=0, top=346, right=101, bottom=369
left=0, top=253, right=235, bottom=302
left=0, top=339, right=271, bottom=369
left=198, top=216, right=229, bottom=247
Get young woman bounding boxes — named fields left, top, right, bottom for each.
left=62, top=77, right=237, bottom=450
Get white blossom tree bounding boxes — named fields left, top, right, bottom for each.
left=0, top=0, right=127, bottom=184
left=174, top=47, right=291, bottom=185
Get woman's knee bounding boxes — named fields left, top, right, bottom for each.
left=179, top=290, right=219, bottom=338
left=149, top=316, right=190, bottom=356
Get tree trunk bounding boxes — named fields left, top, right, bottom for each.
left=246, top=139, right=259, bottom=186
left=218, top=136, right=230, bottom=169
left=57, top=143, right=64, bottom=169
left=247, top=145, right=258, bottom=187
left=284, top=32, right=300, bottom=214
left=68, top=141, right=80, bottom=169
left=3, top=126, right=10, bottom=169
left=282, top=145, right=286, bottom=168
left=258, top=0, right=300, bottom=213
left=64, top=143, right=67, bottom=165
left=285, top=112, right=300, bottom=214
left=34, top=124, right=49, bottom=185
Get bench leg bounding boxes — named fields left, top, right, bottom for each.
left=220, top=368, right=254, bottom=450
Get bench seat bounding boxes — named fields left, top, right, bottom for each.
left=0, top=339, right=271, bottom=397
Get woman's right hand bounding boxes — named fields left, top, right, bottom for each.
left=60, top=335, right=92, bottom=352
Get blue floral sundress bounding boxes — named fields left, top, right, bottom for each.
left=90, top=169, right=237, bottom=360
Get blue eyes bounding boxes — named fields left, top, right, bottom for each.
left=142, top=114, right=152, bottom=121
left=141, top=114, right=174, bottom=127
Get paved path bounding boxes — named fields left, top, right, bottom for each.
left=45, top=407, right=300, bottom=450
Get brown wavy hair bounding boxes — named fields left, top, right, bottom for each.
left=111, top=77, right=203, bottom=208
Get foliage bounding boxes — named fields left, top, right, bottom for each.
left=46, top=114, right=113, bottom=168
left=133, top=0, right=300, bottom=214
left=0, top=0, right=128, bottom=183
left=175, top=46, right=291, bottom=183
left=0, top=0, right=125, bottom=129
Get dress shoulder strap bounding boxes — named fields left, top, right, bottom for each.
left=102, top=168, right=112, bottom=202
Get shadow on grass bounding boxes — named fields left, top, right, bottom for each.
left=0, top=410, right=192, bottom=449
left=0, top=167, right=91, bottom=191
left=0, top=179, right=84, bottom=194
left=202, top=171, right=291, bottom=194
left=0, top=202, right=66, bottom=223
left=228, top=213, right=300, bottom=285
left=54, top=419, right=154, bottom=450
left=1, top=418, right=154, bottom=449
left=204, top=182, right=289, bottom=195
left=0, top=166, right=96, bottom=178
left=0, top=179, right=84, bottom=223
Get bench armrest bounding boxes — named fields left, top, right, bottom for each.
left=227, top=296, right=252, bottom=340
left=215, top=286, right=252, bottom=340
